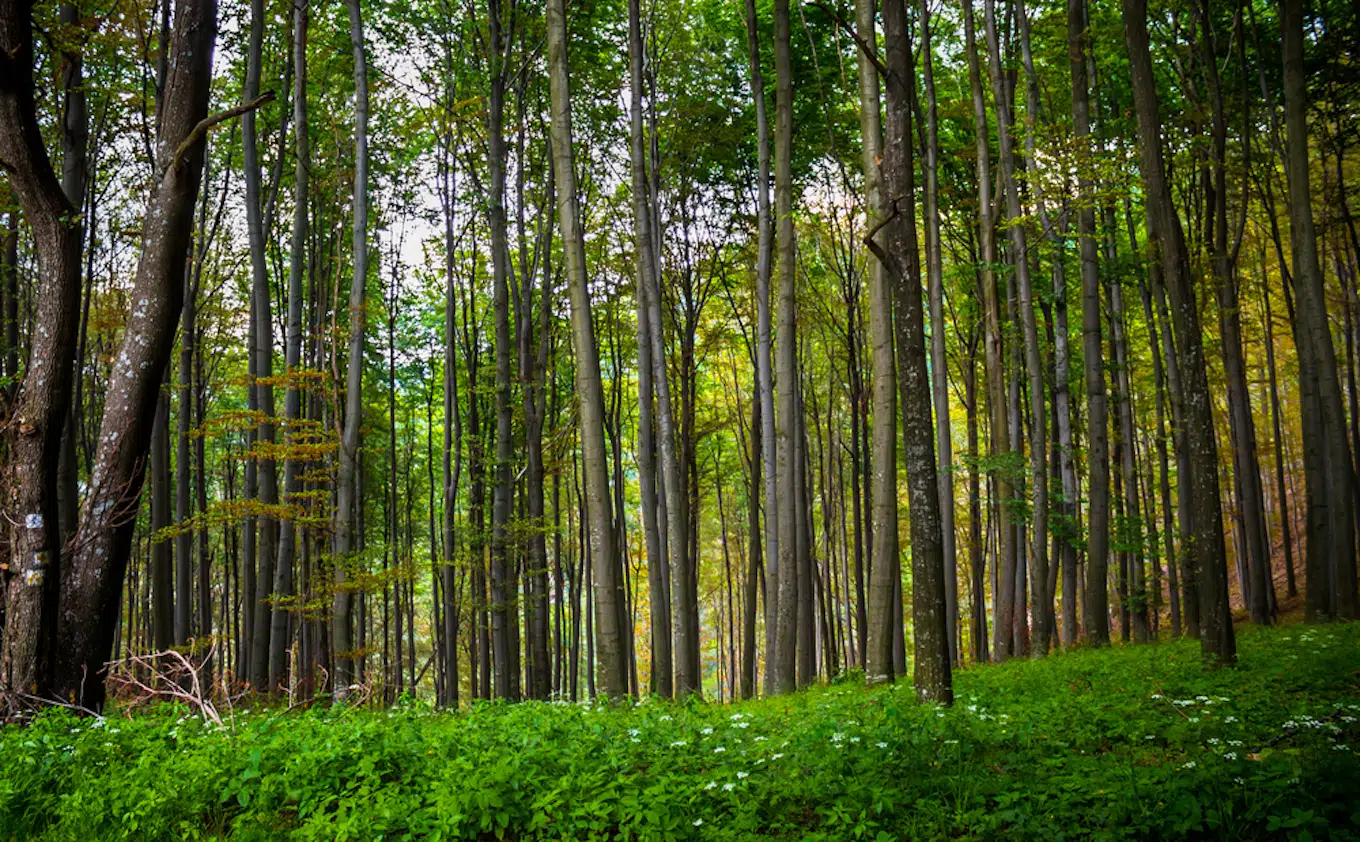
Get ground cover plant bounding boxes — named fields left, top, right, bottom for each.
left=3, top=624, right=1358, bottom=841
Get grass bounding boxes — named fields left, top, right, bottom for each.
left=2, top=624, right=1359, bottom=841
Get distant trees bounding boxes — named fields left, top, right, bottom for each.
left=1, top=0, right=1357, bottom=713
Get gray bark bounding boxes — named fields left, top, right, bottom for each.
left=53, top=0, right=220, bottom=707
left=332, top=0, right=370, bottom=698
left=1123, top=0, right=1235, bottom=662
left=1068, top=0, right=1110, bottom=646
left=546, top=0, right=628, bottom=699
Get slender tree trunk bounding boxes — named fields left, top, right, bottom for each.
left=962, top=0, right=1015, bottom=660
left=770, top=0, right=800, bottom=696
left=54, top=0, right=88, bottom=551
left=1123, top=0, right=1235, bottom=662
left=983, top=0, right=1048, bottom=657
left=742, top=0, right=778, bottom=698
left=152, top=396, right=174, bottom=651
left=332, top=0, right=370, bottom=698
left=1262, top=266, right=1298, bottom=598
left=627, top=0, right=673, bottom=700
left=272, top=1, right=308, bottom=692
left=1069, top=0, right=1110, bottom=646
left=742, top=371, right=761, bottom=697
left=546, top=0, right=628, bottom=699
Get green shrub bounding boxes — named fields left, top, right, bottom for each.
left=3, top=625, right=1358, bottom=840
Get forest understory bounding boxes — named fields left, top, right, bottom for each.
left=3, top=623, right=1359, bottom=840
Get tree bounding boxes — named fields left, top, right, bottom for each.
left=54, top=0, right=225, bottom=707
left=0, top=0, right=85, bottom=705
left=1281, top=0, right=1358, bottom=622
left=1123, top=0, right=1235, bottom=664
left=332, top=0, right=371, bottom=700
left=546, top=0, right=628, bottom=700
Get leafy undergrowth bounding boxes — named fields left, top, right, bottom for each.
left=3, top=626, right=1359, bottom=841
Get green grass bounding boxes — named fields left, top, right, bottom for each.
left=3, top=624, right=1359, bottom=841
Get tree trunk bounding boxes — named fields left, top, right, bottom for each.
left=962, top=0, right=1015, bottom=660
left=919, top=0, right=958, bottom=664
left=1123, top=0, right=1235, bottom=662
left=982, top=0, right=1048, bottom=658
left=742, top=0, right=778, bottom=698
left=1281, top=0, right=1358, bottom=621
left=1069, top=0, right=1110, bottom=647
left=52, top=0, right=219, bottom=707
left=546, top=0, right=628, bottom=699
left=627, top=0, right=673, bottom=700
left=1261, top=265, right=1298, bottom=598
left=332, top=0, right=370, bottom=699
left=875, top=0, right=951, bottom=703
left=770, top=0, right=799, bottom=696
left=0, top=0, right=86, bottom=704
left=273, top=0, right=308, bottom=692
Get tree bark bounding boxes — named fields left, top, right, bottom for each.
left=52, top=0, right=220, bottom=707
left=873, top=0, right=951, bottom=703
left=332, top=0, right=370, bottom=698
left=1069, top=0, right=1110, bottom=646
left=627, top=0, right=673, bottom=700
left=546, top=0, right=628, bottom=699
left=0, top=0, right=86, bottom=704
left=1281, top=0, right=1357, bottom=621
left=920, top=0, right=958, bottom=664
left=273, top=0, right=308, bottom=692
left=982, top=0, right=1048, bottom=657
left=740, top=0, right=778, bottom=698
left=1123, top=0, right=1235, bottom=662
left=962, top=0, right=1015, bottom=660
left=770, top=0, right=799, bottom=696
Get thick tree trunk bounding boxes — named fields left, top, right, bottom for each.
left=1281, top=0, right=1358, bottom=621
left=920, top=0, right=958, bottom=664
left=873, top=0, right=951, bottom=703
left=52, top=0, right=219, bottom=707
left=0, top=0, right=86, bottom=705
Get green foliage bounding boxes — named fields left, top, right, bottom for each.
left=3, top=625, right=1359, bottom=840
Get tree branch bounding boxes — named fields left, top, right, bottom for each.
left=171, top=91, right=276, bottom=171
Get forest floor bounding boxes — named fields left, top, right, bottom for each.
left=3, top=624, right=1359, bottom=841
